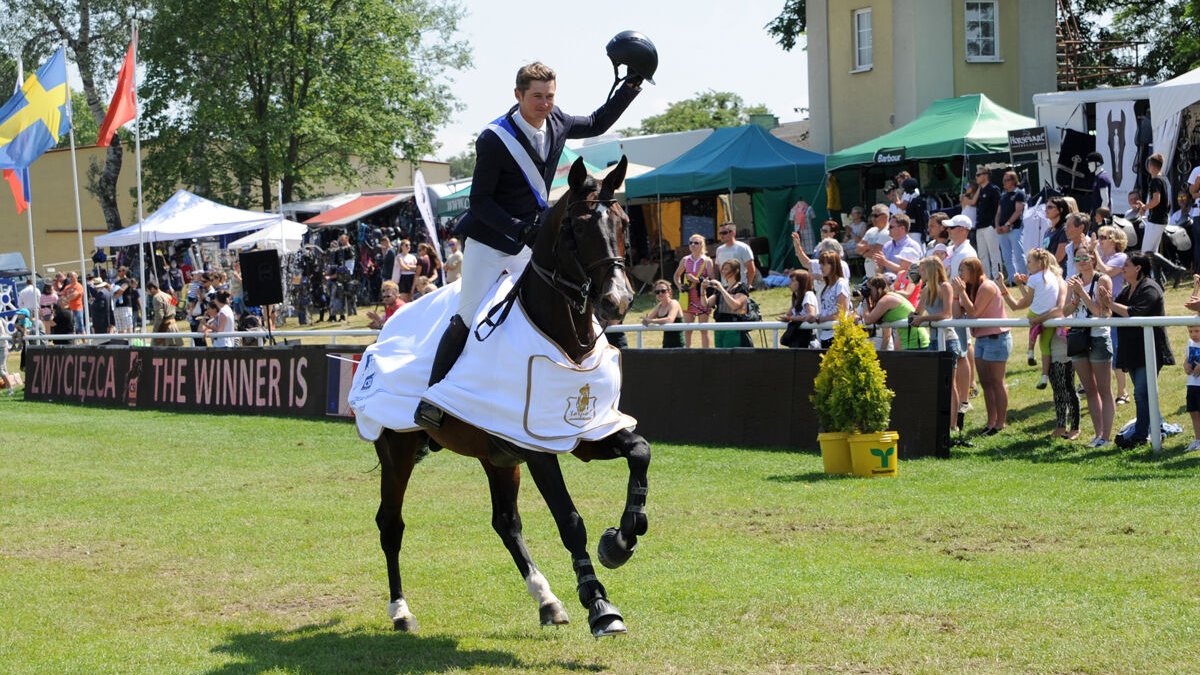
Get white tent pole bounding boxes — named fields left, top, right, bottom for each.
left=65, top=43, right=92, bottom=336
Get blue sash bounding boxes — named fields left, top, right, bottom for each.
left=485, top=114, right=549, bottom=210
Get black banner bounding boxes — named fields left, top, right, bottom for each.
left=620, top=349, right=953, bottom=458
left=23, top=345, right=360, bottom=417
left=23, top=346, right=953, bottom=457
left=1008, top=126, right=1048, bottom=155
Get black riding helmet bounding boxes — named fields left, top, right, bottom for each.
left=606, top=30, right=658, bottom=85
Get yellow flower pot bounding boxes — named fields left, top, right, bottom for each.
left=848, top=431, right=899, bottom=478
left=817, top=431, right=852, bottom=474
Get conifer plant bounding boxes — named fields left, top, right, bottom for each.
left=811, top=313, right=894, bottom=434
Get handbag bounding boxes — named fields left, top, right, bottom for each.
left=1067, top=327, right=1090, bottom=357
left=738, top=296, right=762, bottom=322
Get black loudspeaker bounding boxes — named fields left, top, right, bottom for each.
left=239, top=249, right=284, bottom=306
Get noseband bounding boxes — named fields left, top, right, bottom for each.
left=527, top=197, right=625, bottom=315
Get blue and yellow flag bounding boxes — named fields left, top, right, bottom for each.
left=0, top=48, right=71, bottom=171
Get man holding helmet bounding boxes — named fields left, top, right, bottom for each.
left=415, top=32, right=657, bottom=433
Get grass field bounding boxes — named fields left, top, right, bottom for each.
left=3, top=279, right=1200, bottom=672
left=3, top=392, right=1200, bottom=673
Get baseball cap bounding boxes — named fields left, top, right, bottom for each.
left=932, top=243, right=950, bottom=255
left=946, top=215, right=974, bottom=230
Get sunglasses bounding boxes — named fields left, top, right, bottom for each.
left=689, top=241, right=703, bottom=246
left=654, top=289, right=669, bottom=294
left=1097, top=235, right=1110, bottom=240
left=719, top=230, right=734, bottom=235
left=1074, top=257, right=1092, bottom=263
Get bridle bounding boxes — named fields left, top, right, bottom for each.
left=527, top=195, right=626, bottom=315
left=474, top=193, right=627, bottom=346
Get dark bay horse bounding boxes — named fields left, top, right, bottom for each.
left=372, top=157, right=650, bottom=638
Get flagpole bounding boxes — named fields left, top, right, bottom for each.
left=24, top=190, right=40, bottom=335
left=132, top=22, right=149, bottom=335
left=65, top=43, right=92, bottom=338
left=13, top=56, right=39, bottom=335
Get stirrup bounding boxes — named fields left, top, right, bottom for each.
left=414, top=401, right=445, bottom=430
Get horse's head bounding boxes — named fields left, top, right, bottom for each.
left=534, top=156, right=633, bottom=323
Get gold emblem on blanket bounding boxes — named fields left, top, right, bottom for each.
left=564, top=383, right=597, bottom=428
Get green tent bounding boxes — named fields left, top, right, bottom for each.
left=435, top=147, right=600, bottom=219
left=824, top=93, right=1036, bottom=172
left=625, top=124, right=828, bottom=271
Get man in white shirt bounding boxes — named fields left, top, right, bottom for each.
left=873, top=214, right=924, bottom=274
left=944, top=215, right=977, bottom=278
left=17, top=279, right=39, bottom=326
left=715, top=222, right=757, bottom=287
left=857, top=205, right=891, bottom=278
left=442, top=238, right=463, bottom=284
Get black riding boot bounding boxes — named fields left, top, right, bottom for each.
left=414, top=315, right=470, bottom=438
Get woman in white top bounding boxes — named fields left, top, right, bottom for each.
left=999, top=248, right=1064, bottom=391
left=206, top=290, right=239, bottom=348
left=1066, top=244, right=1115, bottom=447
left=391, top=239, right=419, bottom=301
left=814, top=249, right=851, bottom=348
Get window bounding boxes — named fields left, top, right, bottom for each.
left=853, top=8, right=872, bottom=72
left=965, top=1, right=999, bottom=61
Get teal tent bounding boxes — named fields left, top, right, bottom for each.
left=625, top=125, right=827, bottom=270
left=825, top=93, right=1036, bottom=172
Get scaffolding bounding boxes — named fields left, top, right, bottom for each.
left=1056, top=0, right=1146, bottom=90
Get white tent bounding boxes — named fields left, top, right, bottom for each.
left=546, top=162, right=656, bottom=203
left=94, top=190, right=283, bottom=247
left=227, top=219, right=309, bottom=253
left=1150, top=67, right=1200, bottom=174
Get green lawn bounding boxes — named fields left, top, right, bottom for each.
left=2, top=394, right=1200, bottom=673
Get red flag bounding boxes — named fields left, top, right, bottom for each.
left=3, top=169, right=28, bottom=214
left=96, top=34, right=137, bottom=147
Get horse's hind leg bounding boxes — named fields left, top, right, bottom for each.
left=374, top=429, right=419, bottom=631
left=584, top=429, right=650, bottom=570
left=481, top=461, right=570, bottom=627
left=524, top=451, right=626, bottom=638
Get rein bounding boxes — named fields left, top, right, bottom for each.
left=474, top=197, right=625, bottom=351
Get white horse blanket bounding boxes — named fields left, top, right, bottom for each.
left=348, top=271, right=636, bottom=453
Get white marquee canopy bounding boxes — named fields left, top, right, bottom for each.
left=94, top=190, right=298, bottom=248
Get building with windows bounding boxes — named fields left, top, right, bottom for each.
left=806, top=0, right=1056, bottom=153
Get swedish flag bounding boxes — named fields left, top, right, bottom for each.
left=0, top=48, right=71, bottom=171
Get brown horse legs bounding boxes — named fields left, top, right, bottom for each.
left=523, top=450, right=627, bottom=637
left=374, top=429, right=418, bottom=631
left=481, top=460, right=570, bottom=626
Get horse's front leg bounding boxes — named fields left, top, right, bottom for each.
left=374, top=429, right=419, bottom=632
left=524, top=451, right=626, bottom=638
left=578, top=429, right=651, bottom=570
left=481, top=460, right=570, bottom=627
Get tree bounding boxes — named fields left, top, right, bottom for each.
left=0, top=0, right=142, bottom=232
left=140, top=0, right=470, bottom=212
left=447, top=147, right=476, bottom=181
left=1073, top=0, right=1200, bottom=85
left=766, top=0, right=807, bottom=51
left=620, top=91, right=770, bottom=137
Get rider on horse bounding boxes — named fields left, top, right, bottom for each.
left=415, top=34, right=658, bottom=435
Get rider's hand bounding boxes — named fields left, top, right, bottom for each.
left=625, top=74, right=644, bottom=88
left=519, top=221, right=540, bottom=248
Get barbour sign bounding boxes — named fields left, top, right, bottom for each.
left=874, top=147, right=906, bottom=165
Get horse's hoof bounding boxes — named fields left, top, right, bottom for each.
left=392, top=616, right=418, bottom=632
left=597, top=527, right=635, bottom=569
left=539, top=601, right=570, bottom=626
left=588, top=598, right=626, bottom=638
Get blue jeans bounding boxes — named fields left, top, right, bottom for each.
left=72, top=309, right=85, bottom=334
left=998, top=227, right=1027, bottom=277
left=1128, top=366, right=1153, bottom=441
